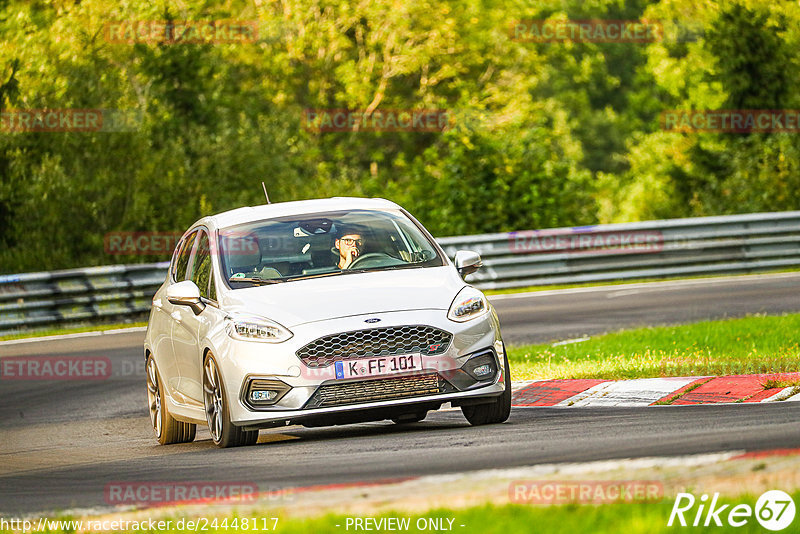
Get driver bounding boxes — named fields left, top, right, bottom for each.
left=335, top=230, right=364, bottom=269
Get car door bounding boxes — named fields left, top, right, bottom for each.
left=153, top=231, right=197, bottom=401
left=171, top=228, right=215, bottom=406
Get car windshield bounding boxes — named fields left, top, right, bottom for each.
left=219, top=209, right=444, bottom=287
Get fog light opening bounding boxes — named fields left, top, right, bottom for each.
left=244, top=378, right=292, bottom=408
left=250, top=390, right=279, bottom=402
left=462, top=350, right=499, bottom=382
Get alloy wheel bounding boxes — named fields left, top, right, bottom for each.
left=146, top=357, right=162, bottom=438
left=203, top=357, right=224, bottom=443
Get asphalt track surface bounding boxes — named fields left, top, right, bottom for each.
left=1, top=273, right=800, bottom=516
left=491, top=272, right=800, bottom=345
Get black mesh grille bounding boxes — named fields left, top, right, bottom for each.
left=304, top=373, right=450, bottom=409
left=296, top=325, right=452, bottom=368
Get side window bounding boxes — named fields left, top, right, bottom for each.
left=169, top=239, right=183, bottom=279
left=208, top=270, right=217, bottom=301
left=191, top=231, right=212, bottom=300
left=174, top=231, right=198, bottom=281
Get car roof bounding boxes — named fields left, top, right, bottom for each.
left=201, top=197, right=402, bottom=230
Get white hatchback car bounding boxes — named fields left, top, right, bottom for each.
left=144, top=197, right=510, bottom=447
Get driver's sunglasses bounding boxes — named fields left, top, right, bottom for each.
left=340, top=238, right=363, bottom=246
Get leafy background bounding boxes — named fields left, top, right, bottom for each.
left=0, top=0, right=798, bottom=272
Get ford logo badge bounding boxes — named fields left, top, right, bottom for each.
left=364, top=318, right=381, bottom=323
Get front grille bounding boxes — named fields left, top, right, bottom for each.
left=296, top=325, right=452, bottom=368
left=304, top=373, right=451, bottom=409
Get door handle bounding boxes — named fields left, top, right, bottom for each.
left=170, top=311, right=182, bottom=324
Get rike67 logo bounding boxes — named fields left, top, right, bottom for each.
left=669, top=490, right=796, bottom=531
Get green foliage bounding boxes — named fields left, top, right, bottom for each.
left=603, top=0, right=800, bottom=221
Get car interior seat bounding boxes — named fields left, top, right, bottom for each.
left=224, top=235, right=262, bottom=276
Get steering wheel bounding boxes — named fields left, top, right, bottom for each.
left=347, top=252, right=400, bottom=269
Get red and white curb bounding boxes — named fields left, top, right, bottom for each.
left=511, top=373, right=800, bottom=407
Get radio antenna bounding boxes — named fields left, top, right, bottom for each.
left=261, top=181, right=271, bottom=204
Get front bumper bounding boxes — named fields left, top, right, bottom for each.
left=213, top=308, right=504, bottom=427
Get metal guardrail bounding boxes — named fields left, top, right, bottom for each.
left=0, top=263, right=169, bottom=332
left=2, top=211, right=799, bottom=332
left=438, top=210, right=800, bottom=290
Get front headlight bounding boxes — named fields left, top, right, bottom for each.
left=226, top=315, right=293, bottom=343
left=447, top=286, right=490, bottom=322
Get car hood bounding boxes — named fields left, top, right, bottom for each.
left=220, top=266, right=467, bottom=328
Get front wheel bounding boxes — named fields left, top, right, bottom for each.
left=461, top=352, right=511, bottom=426
left=146, top=355, right=196, bottom=445
left=203, top=353, right=259, bottom=448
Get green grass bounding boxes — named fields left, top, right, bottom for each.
left=12, top=496, right=799, bottom=534
left=0, top=321, right=147, bottom=341
left=652, top=378, right=712, bottom=405
left=507, top=313, right=800, bottom=380
left=266, top=500, right=797, bottom=533
left=762, top=378, right=800, bottom=389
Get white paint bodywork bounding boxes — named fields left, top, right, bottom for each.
left=144, top=197, right=505, bottom=428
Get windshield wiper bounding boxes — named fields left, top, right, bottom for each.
left=340, top=264, right=421, bottom=275
left=228, top=276, right=284, bottom=285
left=282, top=271, right=345, bottom=282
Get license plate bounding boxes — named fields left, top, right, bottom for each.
left=334, top=354, right=421, bottom=379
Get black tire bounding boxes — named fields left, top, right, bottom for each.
left=461, top=352, right=511, bottom=426
left=391, top=412, right=427, bottom=424
left=203, top=353, right=259, bottom=448
left=146, top=355, right=196, bottom=445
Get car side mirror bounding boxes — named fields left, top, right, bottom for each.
left=167, top=280, right=206, bottom=315
left=454, top=250, right=482, bottom=278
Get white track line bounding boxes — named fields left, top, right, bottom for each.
left=488, top=272, right=800, bottom=301
left=428, top=451, right=742, bottom=482
left=558, top=377, right=703, bottom=407
left=781, top=390, right=800, bottom=402
left=759, top=387, right=798, bottom=403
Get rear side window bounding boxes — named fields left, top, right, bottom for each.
left=169, top=238, right=183, bottom=276
left=190, top=232, right=212, bottom=299
left=174, top=231, right=198, bottom=281
left=208, top=270, right=217, bottom=301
